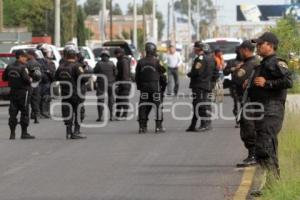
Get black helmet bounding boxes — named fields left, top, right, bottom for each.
left=15, top=49, right=28, bottom=59
left=145, top=42, right=157, bottom=56
left=100, top=50, right=110, bottom=57
left=63, top=46, right=77, bottom=57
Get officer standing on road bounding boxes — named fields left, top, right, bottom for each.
left=3, top=50, right=35, bottom=140
left=186, top=42, right=216, bottom=132
left=223, top=46, right=243, bottom=127
left=27, top=49, right=42, bottom=124
left=55, top=47, right=87, bottom=140
left=136, top=42, right=165, bottom=133
left=234, top=41, right=260, bottom=167
left=94, top=50, right=116, bottom=122
left=249, top=32, right=293, bottom=195
left=37, top=44, right=56, bottom=119
left=114, top=48, right=131, bottom=120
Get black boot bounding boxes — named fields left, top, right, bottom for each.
left=34, top=115, right=39, bottom=124
left=186, top=119, right=197, bottom=132
left=9, top=127, right=16, bottom=140
left=138, top=121, right=147, bottom=134
left=96, top=106, right=103, bottom=122
left=236, top=148, right=257, bottom=167
left=199, top=120, right=212, bottom=132
left=72, top=125, right=87, bottom=139
left=155, top=121, right=165, bottom=133
left=21, top=127, right=35, bottom=139
left=66, top=125, right=72, bottom=139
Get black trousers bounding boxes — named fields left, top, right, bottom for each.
left=9, top=90, right=30, bottom=130
left=97, top=85, right=115, bottom=119
left=189, top=88, right=211, bottom=128
left=115, top=85, right=131, bottom=118
left=240, top=104, right=256, bottom=151
left=254, top=100, right=285, bottom=176
left=167, top=68, right=179, bottom=95
left=61, top=97, right=82, bottom=127
left=40, top=83, right=51, bottom=115
left=30, top=86, right=41, bottom=116
left=138, top=91, right=163, bottom=127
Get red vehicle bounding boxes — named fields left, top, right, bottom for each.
left=0, top=53, right=15, bottom=100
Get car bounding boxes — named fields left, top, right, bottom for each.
left=79, top=46, right=97, bottom=69
left=10, top=44, right=62, bottom=68
left=203, top=38, right=243, bottom=80
left=0, top=53, right=15, bottom=100
left=101, top=41, right=140, bottom=80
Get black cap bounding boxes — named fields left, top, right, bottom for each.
left=15, top=50, right=28, bottom=58
left=239, top=40, right=255, bottom=51
left=194, top=41, right=204, bottom=49
left=252, top=32, right=279, bottom=47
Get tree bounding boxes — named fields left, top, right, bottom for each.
left=84, top=0, right=117, bottom=16
left=112, top=3, right=123, bottom=15
left=270, top=16, right=300, bottom=61
left=174, top=0, right=215, bottom=38
left=76, top=6, right=86, bottom=46
left=127, top=0, right=165, bottom=40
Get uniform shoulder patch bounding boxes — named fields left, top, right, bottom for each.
left=278, top=61, right=288, bottom=69
left=237, top=69, right=246, bottom=78
left=78, top=66, right=84, bottom=73
left=195, top=62, right=202, bottom=69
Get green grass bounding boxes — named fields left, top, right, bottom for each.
left=260, top=113, right=300, bottom=200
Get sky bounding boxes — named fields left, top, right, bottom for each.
left=78, top=0, right=289, bottom=38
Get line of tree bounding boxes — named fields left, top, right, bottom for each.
left=3, top=0, right=91, bottom=46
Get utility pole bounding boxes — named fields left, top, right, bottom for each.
left=167, top=2, right=170, bottom=43
left=152, top=0, right=157, bottom=43
left=133, top=0, right=138, bottom=49
left=100, top=0, right=106, bottom=42
left=110, top=0, right=113, bottom=41
left=196, top=0, right=200, bottom=40
left=55, top=0, right=61, bottom=46
left=172, top=0, right=176, bottom=45
left=0, top=0, right=3, bottom=32
left=143, top=0, right=146, bottom=44
left=188, top=0, right=191, bottom=46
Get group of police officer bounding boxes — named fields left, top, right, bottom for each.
left=3, top=32, right=293, bottom=196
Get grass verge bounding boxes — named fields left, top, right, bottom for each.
left=260, top=113, right=300, bottom=200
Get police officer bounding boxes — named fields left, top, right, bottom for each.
left=37, top=44, right=56, bottom=119
left=234, top=41, right=260, bottom=167
left=186, top=42, right=216, bottom=132
left=55, top=47, right=87, bottom=139
left=94, top=50, right=116, bottom=121
left=136, top=42, right=165, bottom=133
left=223, top=46, right=243, bottom=127
left=248, top=32, right=293, bottom=195
left=114, top=48, right=131, bottom=119
left=27, top=49, right=42, bottom=124
left=3, top=50, right=35, bottom=139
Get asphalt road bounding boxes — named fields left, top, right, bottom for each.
left=0, top=78, right=247, bottom=200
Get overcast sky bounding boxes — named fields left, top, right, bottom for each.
left=78, top=0, right=289, bottom=38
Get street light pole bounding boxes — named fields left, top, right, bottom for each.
left=133, top=0, right=137, bottom=49
left=55, top=0, right=61, bottom=46
left=143, top=0, right=146, bottom=44
left=110, top=0, right=113, bottom=41
left=100, top=0, right=106, bottom=42
left=152, top=0, right=156, bottom=43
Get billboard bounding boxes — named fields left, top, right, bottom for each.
left=237, top=4, right=300, bottom=22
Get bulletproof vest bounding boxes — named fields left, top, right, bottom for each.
left=96, top=61, right=116, bottom=83
left=140, top=59, right=160, bottom=82
left=6, top=62, right=30, bottom=90
left=57, top=63, right=77, bottom=96
left=27, top=60, right=42, bottom=82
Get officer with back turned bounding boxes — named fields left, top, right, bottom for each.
left=3, top=50, right=35, bottom=139
left=186, top=41, right=216, bottom=132
left=136, top=42, right=165, bottom=134
left=55, top=47, right=88, bottom=140
left=248, top=32, right=293, bottom=196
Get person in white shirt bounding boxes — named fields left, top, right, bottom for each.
left=165, top=45, right=182, bottom=96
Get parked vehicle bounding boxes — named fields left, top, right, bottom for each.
left=10, top=44, right=61, bottom=68
left=0, top=53, right=15, bottom=100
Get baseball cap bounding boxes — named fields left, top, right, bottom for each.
left=251, top=32, right=279, bottom=47
left=239, top=40, right=255, bottom=51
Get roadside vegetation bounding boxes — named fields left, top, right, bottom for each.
left=259, top=113, right=300, bottom=200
